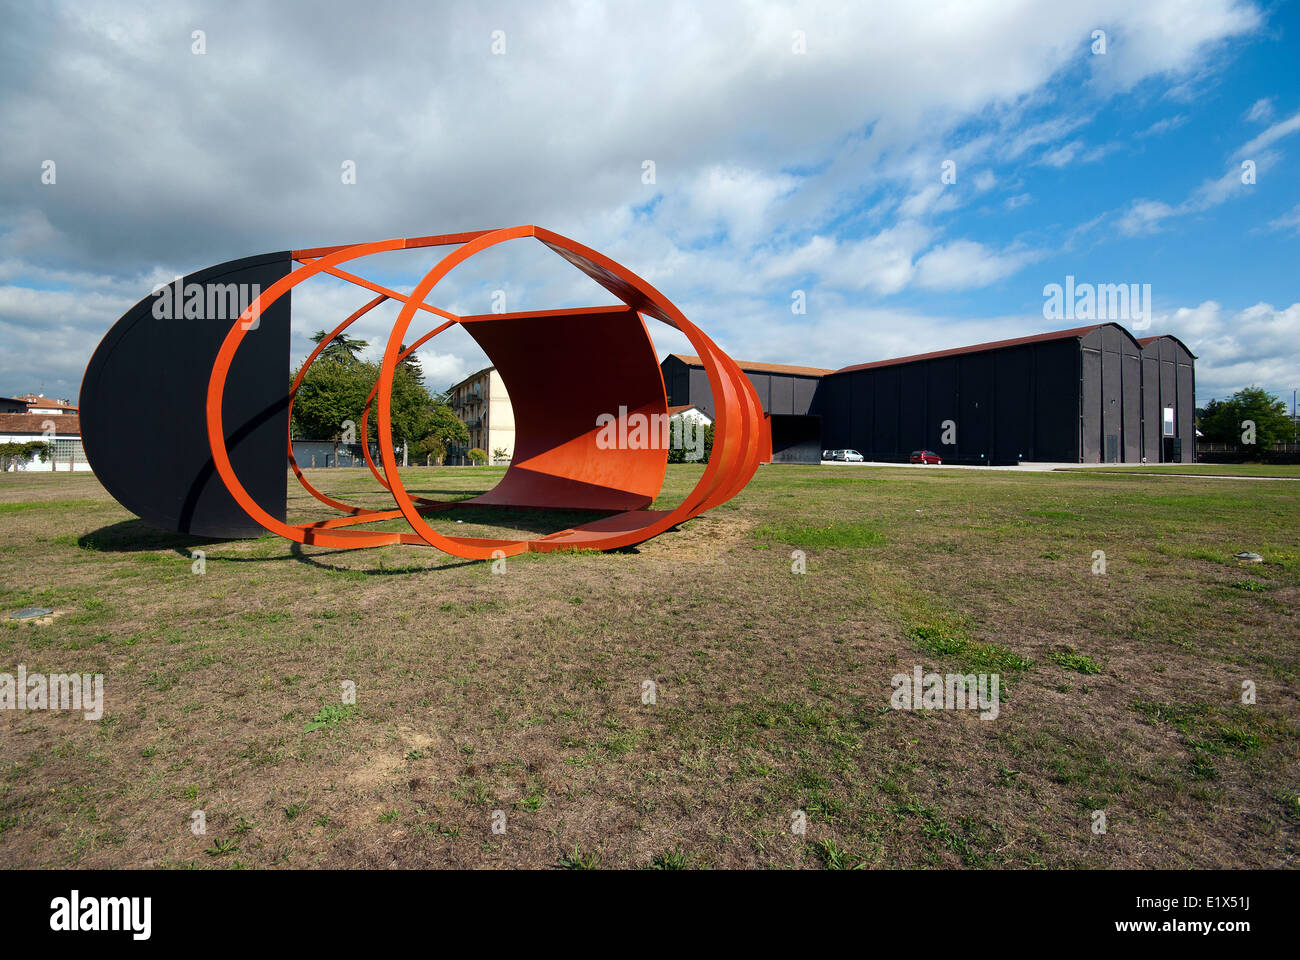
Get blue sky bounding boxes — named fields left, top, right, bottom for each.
left=1, top=0, right=1296, bottom=407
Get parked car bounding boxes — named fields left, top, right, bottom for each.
left=829, top=449, right=864, bottom=462
left=909, top=449, right=943, bottom=464
left=822, top=450, right=832, bottom=461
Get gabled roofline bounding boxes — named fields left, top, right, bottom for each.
left=831, top=322, right=1145, bottom=375
left=665, top=354, right=834, bottom=378
left=1137, top=334, right=1198, bottom=359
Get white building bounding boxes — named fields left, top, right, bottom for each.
left=668, top=404, right=712, bottom=427
left=446, top=367, right=515, bottom=464
left=0, top=395, right=91, bottom=471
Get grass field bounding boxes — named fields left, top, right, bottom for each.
left=1, top=464, right=1297, bottom=869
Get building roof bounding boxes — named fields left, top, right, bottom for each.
left=11, top=394, right=77, bottom=411
left=832, top=324, right=1135, bottom=375
left=1137, top=334, right=1198, bottom=358
left=446, top=366, right=494, bottom=393
left=0, top=412, right=81, bottom=435
left=667, top=404, right=709, bottom=418
left=666, top=354, right=834, bottom=378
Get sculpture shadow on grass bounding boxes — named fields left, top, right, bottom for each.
left=77, top=519, right=224, bottom=555
left=77, top=518, right=477, bottom=576
left=75, top=506, right=639, bottom=576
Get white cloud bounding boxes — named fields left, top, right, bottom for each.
left=1116, top=110, right=1290, bottom=237
left=674, top=166, right=799, bottom=244
left=0, top=0, right=1274, bottom=399
left=1085, top=0, right=1262, bottom=94
left=1117, top=199, right=1177, bottom=236
left=1244, top=97, right=1274, bottom=122
left=1136, top=114, right=1189, bottom=138
left=1266, top=202, right=1300, bottom=235
left=1233, top=110, right=1300, bottom=158
left=1155, top=300, right=1300, bottom=400
left=1037, top=140, right=1084, bottom=167
left=1001, top=116, right=1091, bottom=161
left=821, top=222, right=934, bottom=295
left=913, top=240, right=1041, bottom=290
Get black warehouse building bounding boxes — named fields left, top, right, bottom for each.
left=661, top=354, right=831, bottom=464
left=660, top=323, right=1196, bottom=465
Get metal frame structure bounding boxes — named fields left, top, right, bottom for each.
left=85, top=226, right=766, bottom=558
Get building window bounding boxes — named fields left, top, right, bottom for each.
left=51, top=438, right=88, bottom=464
left=1162, top=407, right=1175, bottom=437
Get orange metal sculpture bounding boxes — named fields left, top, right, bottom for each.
left=206, top=226, right=766, bottom=559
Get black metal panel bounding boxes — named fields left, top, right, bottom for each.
left=793, top=376, right=817, bottom=415
left=993, top=346, right=1032, bottom=461
left=661, top=356, right=689, bottom=407
left=687, top=367, right=714, bottom=419
left=746, top=372, right=772, bottom=411
left=1033, top=340, right=1078, bottom=461
left=79, top=252, right=292, bottom=537
left=926, top=357, right=958, bottom=457
left=1142, top=356, right=1160, bottom=462
left=1122, top=352, right=1142, bottom=461
left=958, top=351, right=992, bottom=462
left=815, top=374, right=850, bottom=451
left=851, top=371, right=873, bottom=455
left=769, top=414, right=821, bottom=463
left=1102, top=347, right=1121, bottom=462
left=899, top=365, right=926, bottom=455
left=1101, top=324, right=1127, bottom=354
left=1177, top=361, right=1195, bottom=459
left=769, top=375, right=794, bottom=415
left=1081, top=348, right=1102, bottom=462
left=662, top=357, right=826, bottom=419
left=1159, top=357, right=1176, bottom=461
left=873, top=367, right=901, bottom=458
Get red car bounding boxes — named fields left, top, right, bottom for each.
left=909, top=449, right=942, bottom=464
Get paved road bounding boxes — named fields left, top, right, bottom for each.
left=817, top=460, right=1110, bottom=472
left=814, top=460, right=1297, bottom=479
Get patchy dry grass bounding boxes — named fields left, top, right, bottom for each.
left=0, top=464, right=1296, bottom=869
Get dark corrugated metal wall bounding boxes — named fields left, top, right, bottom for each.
left=662, top=326, right=1195, bottom=464
left=662, top=355, right=822, bottom=421
left=812, top=338, right=1078, bottom=462
left=1079, top=325, right=1144, bottom=463
left=1142, top=336, right=1197, bottom=462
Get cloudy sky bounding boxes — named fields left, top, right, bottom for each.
left=1, top=0, right=1297, bottom=406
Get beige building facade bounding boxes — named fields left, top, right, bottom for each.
left=447, top=366, right=515, bottom=464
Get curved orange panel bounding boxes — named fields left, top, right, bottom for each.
left=460, top=306, right=667, bottom=512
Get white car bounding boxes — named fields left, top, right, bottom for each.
left=828, top=449, right=864, bottom=462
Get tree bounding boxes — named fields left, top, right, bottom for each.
left=467, top=448, right=488, bottom=465
left=291, top=358, right=371, bottom=443
left=291, top=357, right=467, bottom=465
left=309, top=330, right=369, bottom=366
left=0, top=441, right=48, bottom=471
left=666, top=415, right=714, bottom=463
left=398, top=344, right=424, bottom=384
left=409, top=407, right=467, bottom=465
left=1199, top=386, right=1291, bottom=448
left=409, top=435, right=446, bottom=466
